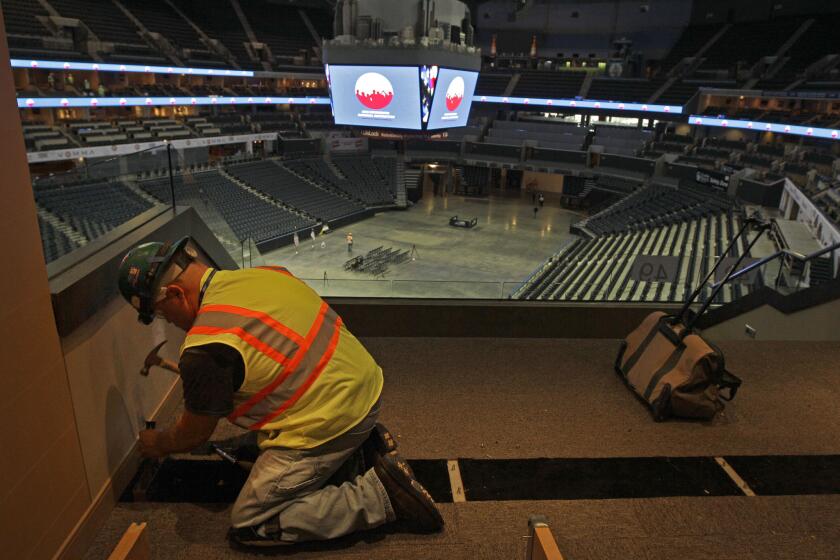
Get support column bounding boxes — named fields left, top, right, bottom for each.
left=0, top=12, right=91, bottom=560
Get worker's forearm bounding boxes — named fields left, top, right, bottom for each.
left=157, top=426, right=205, bottom=455
left=157, top=412, right=218, bottom=454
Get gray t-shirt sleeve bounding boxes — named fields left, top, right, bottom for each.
left=179, top=343, right=245, bottom=417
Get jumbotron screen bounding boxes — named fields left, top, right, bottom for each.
left=426, top=68, right=479, bottom=130
left=326, top=65, right=422, bottom=130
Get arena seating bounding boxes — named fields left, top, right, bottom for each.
left=38, top=217, right=80, bottom=263
left=813, top=187, right=840, bottom=227
left=2, top=0, right=49, bottom=38
left=465, top=142, right=521, bottom=162
left=332, top=157, right=397, bottom=206
left=488, top=120, right=587, bottom=150
left=657, top=24, right=719, bottom=72
left=586, top=78, right=663, bottom=103
left=596, top=153, right=656, bottom=179
left=34, top=180, right=154, bottom=241
left=250, top=112, right=300, bottom=134
left=284, top=157, right=396, bottom=207
left=475, top=73, right=512, bottom=96
left=576, top=183, right=734, bottom=236
left=591, top=125, right=653, bottom=156
left=121, top=0, right=226, bottom=67
left=594, top=174, right=643, bottom=194
left=776, top=13, right=840, bottom=82
left=227, top=160, right=366, bottom=222
left=512, top=70, right=585, bottom=98
left=1, top=0, right=94, bottom=60
left=236, top=1, right=322, bottom=62
left=23, top=124, right=73, bottom=151
left=140, top=170, right=313, bottom=243
left=516, top=211, right=756, bottom=305
left=170, top=0, right=257, bottom=68
left=656, top=79, right=735, bottom=105
left=527, top=147, right=587, bottom=170
left=48, top=0, right=166, bottom=64
left=696, top=18, right=806, bottom=74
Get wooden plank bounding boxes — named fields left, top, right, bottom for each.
left=527, top=517, right=565, bottom=560
left=107, top=522, right=149, bottom=560
left=531, top=526, right=565, bottom=560
left=447, top=459, right=467, bottom=503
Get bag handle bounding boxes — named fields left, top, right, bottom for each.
left=718, top=369, right=742, bottom=401
left=676, top=213, right=758, bottom=324
left=685, top=221, right=770, bottom=334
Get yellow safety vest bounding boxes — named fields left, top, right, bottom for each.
left=180, top=266, right=383, bottom=449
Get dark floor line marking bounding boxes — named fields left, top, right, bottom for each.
left=122, top=455, right=840, bottom=504
left=457, top=457, right=743, bottom=502
left=724, top=455, right=840, bottom=496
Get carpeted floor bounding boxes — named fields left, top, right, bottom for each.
left=84, top=338, right=840, bottom=559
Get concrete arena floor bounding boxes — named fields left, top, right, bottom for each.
left=256, top=189, right=583, bottom=298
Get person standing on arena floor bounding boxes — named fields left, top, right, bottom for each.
left=538, top=193, right=545, bottom=207
left=293, top=231, right=299, bottom=254
left=310, top=228, right=316, bottom=248
left=117, top=237, right=443, bottom=547
left=346, top=232, right=353, bottom=253
left=533, top=206, right=539, bottom=218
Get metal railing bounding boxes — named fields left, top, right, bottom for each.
left=712, top=239, right=840, bottom=292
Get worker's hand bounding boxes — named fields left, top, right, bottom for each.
left=138, top=429, right=169, bottom=459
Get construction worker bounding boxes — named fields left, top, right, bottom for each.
left=346, top=232, right=354, bottom=253
left=117, top=237, right=443, bottom=546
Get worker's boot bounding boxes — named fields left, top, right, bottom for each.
left=374, top=452, right=444, bottom=533
left=362, top=422, right=396, bottom=469
left=362, top=423, right=416, bottom=478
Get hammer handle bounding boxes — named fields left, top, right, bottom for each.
left=159, top=358, right=180, bottom=374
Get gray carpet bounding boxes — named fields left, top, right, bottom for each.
left=84, top=338, right=840, bottom=558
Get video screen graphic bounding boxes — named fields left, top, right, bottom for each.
left=420, top=65, right=439, bottom=126
left=426, top=68, right=478, bottom=130
left=327, top=65, right=421, bottom=130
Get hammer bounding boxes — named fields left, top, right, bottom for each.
left=140, top=340, right=180, bottom=376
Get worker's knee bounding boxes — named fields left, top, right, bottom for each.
left=230, top=457, right=323, bottom=528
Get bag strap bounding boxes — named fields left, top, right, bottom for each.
left=620, top=314, right=682, bottom=376
left=718, top=369, right=742, bottom=401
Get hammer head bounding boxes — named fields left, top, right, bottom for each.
left=140, top=340, right=168, bottom=377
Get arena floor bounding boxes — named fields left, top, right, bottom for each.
left=256, top=189, right=583, bottom=298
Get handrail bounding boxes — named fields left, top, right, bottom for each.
left=712, top=240, right=840, bottom=289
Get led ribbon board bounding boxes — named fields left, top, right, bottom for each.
left=689, top=115, right=840, bottom=141
left=11, top=59, right=254, bottom=77
left=18, top=96, right=331, bottom=109
left=473, top=95, right=682, bottom=114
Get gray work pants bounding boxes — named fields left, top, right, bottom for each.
left=229, top=399, right=395, bottom=542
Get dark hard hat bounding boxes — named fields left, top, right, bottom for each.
left=117, top=237, right=194, bottom=324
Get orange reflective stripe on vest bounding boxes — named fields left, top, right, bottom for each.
left=189, top=325, right=294, bottom=366
left=199, top=304, right=306, bottom=347
left=192, top=299, right=343, bottom=429
left=250, top=310, right=343, bottom=430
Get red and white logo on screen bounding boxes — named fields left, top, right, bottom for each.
left=445, top=76, right=465, bottom=111
left=355, top=72, right=394, bottom=110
